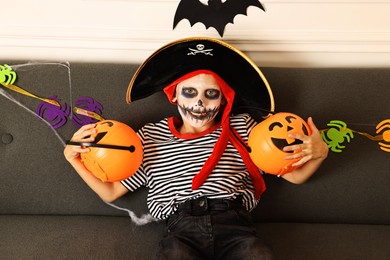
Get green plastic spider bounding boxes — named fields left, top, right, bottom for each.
left=321, top=120, right=354, bottom=153
left=0, top=64, right=17, bottom=85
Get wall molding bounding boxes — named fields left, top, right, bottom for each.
left=2, top=1, right=390, bottom=67
left=2, top=25, right=390, bottom=67
left=3, top=24, right=390, bottom=45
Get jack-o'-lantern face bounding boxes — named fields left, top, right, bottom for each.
left=248, top=112, right=311, bottom=175
left=91, top=121, right=114, bottom=143
left=268, top=114, right=310, bottom=153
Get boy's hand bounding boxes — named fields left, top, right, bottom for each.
left=64, top=124, right=97, bottom=162
left=283, top=117, right=328, bottom=167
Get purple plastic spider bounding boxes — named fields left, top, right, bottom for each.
left=36, top=96, right=70, bottom=129
left=71, top=96, right=104, bottom=128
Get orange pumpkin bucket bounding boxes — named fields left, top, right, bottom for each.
left=248, top=113, right=311, bottom=176
left=80, top=120, right=143, bottom=182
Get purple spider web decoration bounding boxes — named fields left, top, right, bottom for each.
left=36, top=95, right=71, bottom=129
left=71, top=96, right=104, bottom=128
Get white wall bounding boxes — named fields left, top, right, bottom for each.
left=1, top=0, right=390, bottom=67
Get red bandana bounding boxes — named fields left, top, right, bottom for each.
left=163, top=70, right=266, bottom=199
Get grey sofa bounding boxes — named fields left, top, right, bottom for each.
left=1, top=61, right=389, bottom=260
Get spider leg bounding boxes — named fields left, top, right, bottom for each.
left=6, top=71, right=17, bottom=85
left=345, top=134, right=352, bottom=143
left=331, top=143, right=346, bottom=153
left=320, top=131, right=332, bottom=143
left=379, top=142, right=390, bottom=152
left=330, top=146, right=342, bottom=153
left=328, top=120, right=347, bottom=129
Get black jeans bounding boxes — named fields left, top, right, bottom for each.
left=157, top=197, right=273, bottom=260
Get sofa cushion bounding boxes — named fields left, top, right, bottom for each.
left=1, top=215, right=389, bottom=260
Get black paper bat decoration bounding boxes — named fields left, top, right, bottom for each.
left=173, top=0, right=265, bottom=37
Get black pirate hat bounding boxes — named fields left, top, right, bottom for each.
left=126, top=37, right=274, bottom=115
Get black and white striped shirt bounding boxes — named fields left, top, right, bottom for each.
left=121, top=113, right=261, bottom=219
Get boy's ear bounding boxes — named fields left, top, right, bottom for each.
left=172, top=85, right=178, bottom=103
left=221, top=97, right=226, bottom=105
left=172, top=89, right=177, bottom=102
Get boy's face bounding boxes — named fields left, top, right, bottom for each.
left=173, top=74, right=224, bottom=132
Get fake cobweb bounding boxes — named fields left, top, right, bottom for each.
left=0, top=62, right=107, bottom=147
left=0, top=61, right=156, bottom=225
left=0, top=62, right=70, bottom=146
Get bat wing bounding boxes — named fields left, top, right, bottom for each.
left=222, top=0, right=265, bottom=24
left=173, top=0, right=265, bottom=37
left=173, top=0, right=215, bottom=30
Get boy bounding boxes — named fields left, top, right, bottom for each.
left=64, top=38, right=328, bottom=259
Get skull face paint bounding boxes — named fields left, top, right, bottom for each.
left=174, top=74, right=223, bottom=132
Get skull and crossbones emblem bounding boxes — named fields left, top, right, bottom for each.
left=188, top=44, right=213, bottom=56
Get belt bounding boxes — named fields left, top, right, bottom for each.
left=177, top=196, right=243, bottom=216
